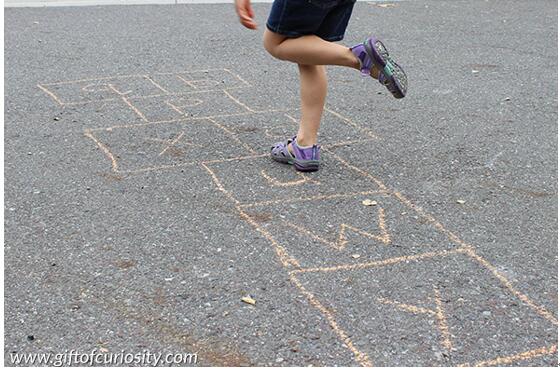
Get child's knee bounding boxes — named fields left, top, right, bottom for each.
left=263, top=30, right=286, bottom=60
left=263, top=37, right=277, bottom=58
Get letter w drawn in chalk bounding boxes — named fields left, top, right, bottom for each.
left=283, top=207, right=390, bottom=250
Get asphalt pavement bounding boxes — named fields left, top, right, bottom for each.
left=4, top=0, right=558, bottom=366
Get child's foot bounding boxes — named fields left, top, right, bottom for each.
left=271, top=136, right=321, bottom=172
left=351, top=36, right=408, bottom=98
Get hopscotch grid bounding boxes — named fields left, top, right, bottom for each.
left=72, top=68, right=558, bottom=366
left=50, top=86, right=254, bottom=106
left=86, top=109, right=294, bottom=132
left=39, top=68, right=234, bottom=86
left=85, top=117, right=264, bottom=174
left=144, top=75, right=170, bottom=94
left=85, top=122, right=377, bottom=174
left=203, top=150, right=557, bottom=365
left=38, top=67, right=252, bottom=106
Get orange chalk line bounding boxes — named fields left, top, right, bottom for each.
left=377, top=297, right=436, bottom=316
left=326, top=138, right=377, bottom=149
left=119, top=162, right=197, bottom=175
left=83, top=130, right=119, bottom=172
left=282, top=213, right=389, bottom=251
left=222, top=89, right=256, bottom=113
left=260, top=170, right=317, bottom=187
left=37, top=84, right=64, bottom=106
left=107, top=84, right=149, bottom=122
left=283, top=221, right=342, bottom=251
left=200, top=163, right=300, bottom=268
left=202, top=153, right=268, bottom=164
left=378, top=290, right=453, bottom=352
left=206, top=118, right=257, bottom=155
left=292, top=248, right=467, bottom=274
left=289, top=274, right=373, bottom=367
left=459, top=344, right=558, bottom=367
left=223, top=68, right=252, bottom=87
left=107, top=83, right=129, bottom=96
left=87, top=109, right=290, bottom=132
left=38, top=68, right=251, bottom=105
left=323, top=148, right=388, bottom=192
left=39, top=68, right=228, bottom=86
left=164, top=100, right=189, bottom=116
left=324, top=107, right=379, bottom=139
left=144, top=75, right=170, bottom=94
left=433, top=287, right=453, bottom=351
left=121, top=96, right=148, bottom=122
left=338, top=207, right=390, bottom=249
left=462, top=247, right=559, bottom=325
left=175, top=75, right=199, bottom=89
left=158, top=132, right=185, bottom=156
left=392, top=191, right=474, bottom=250
left=56, top=86, right=252, bottom=106
left=239, top=190, right=389, bottom=209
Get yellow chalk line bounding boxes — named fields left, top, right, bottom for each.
left=459, top=344, right=557, bottom=367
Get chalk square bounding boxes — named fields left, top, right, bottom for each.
left=39, top=75, right=165, bottom=105
left=211, top=110, right=377, bottom=151
left=88, top=119, right=249, bottom=173
left=293, top=252, right=556, bottom=366
left=147, top=69, right=250, bottom=94
left=241, top=194, right=457, bottom=269
left=126, top=90, right=251, bottom=122
left=204, top=154, right=385, bottom=206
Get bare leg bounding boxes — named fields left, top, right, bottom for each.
left=295, top=64, right=327, bottom=147
left=264, top=29, right=359, bottom=69
left=263, top=30, right=379, bottom=152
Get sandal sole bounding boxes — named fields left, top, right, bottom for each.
left=365, top=37, right=408, bottom=99
left=294, top=160, right=320, bottom=172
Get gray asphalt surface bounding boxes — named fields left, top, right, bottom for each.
left=4, top=0, right=558, bottom=366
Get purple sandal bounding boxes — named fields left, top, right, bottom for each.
left=271, top=136, right=321, bottom=172
left=351, top=36, right=408, bottom=99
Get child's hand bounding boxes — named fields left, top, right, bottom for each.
left=235, top=0, right=257, bottom=30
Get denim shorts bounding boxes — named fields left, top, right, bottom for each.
left=266, top=0, right=356, bottom=41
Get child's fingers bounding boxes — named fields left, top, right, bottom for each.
left=242, top=19, right=258, bottom=29
left=235, top=0, right=257, bottom=30
left=238, top=9, right=257, bottom=29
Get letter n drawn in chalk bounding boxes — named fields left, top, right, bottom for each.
left=377, top=286, right=453, bottom=352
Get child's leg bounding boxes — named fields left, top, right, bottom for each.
left=296, top=64, right=327, bottom=147
left=264, top=30, right=357, bottom=68
left=263, top=29, right=381, bottom=77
